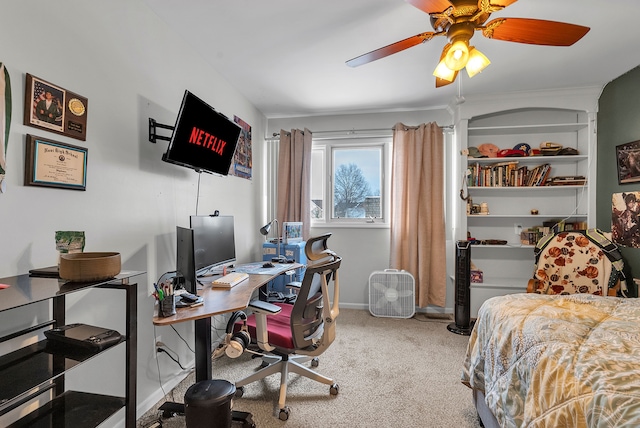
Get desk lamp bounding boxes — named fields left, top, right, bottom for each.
left=260, top=219, right=286, bottom=262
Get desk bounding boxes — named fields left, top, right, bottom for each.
left=152, top=262, right=302, bottom=389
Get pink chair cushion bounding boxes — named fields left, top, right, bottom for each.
left=237, top=303, right=295, bottom=350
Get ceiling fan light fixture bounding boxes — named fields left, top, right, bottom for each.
left=433, top=58, right=456, bottom=82
left=465, top=47, right=490, bottom=78
left=444, top=39, right=469, bottom=71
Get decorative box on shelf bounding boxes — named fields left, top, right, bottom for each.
left=470, top=270, right=484, bottom=283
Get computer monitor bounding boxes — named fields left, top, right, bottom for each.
left=189, top=215, right=236, bottom=276
left=176, top=226, right=197, bottom=294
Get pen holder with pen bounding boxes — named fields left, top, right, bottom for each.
left=159, top=295, right=176, bottom=317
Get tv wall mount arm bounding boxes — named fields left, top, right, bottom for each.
left=148, top=118, right=174, bottom=143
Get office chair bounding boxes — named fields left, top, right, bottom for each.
left=526, top=229, right=631, bottom=297
left=232, top=233, right=341, bottom=420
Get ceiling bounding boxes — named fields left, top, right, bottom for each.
left=143, top=0, right=639, bottom=118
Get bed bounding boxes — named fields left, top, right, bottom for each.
left=462, top=293, right=640, bottom=427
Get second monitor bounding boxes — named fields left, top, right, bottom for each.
left=190, top=215, right=236, bottom=277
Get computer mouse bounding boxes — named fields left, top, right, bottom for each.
left=262, top=262, right=275, bottom=268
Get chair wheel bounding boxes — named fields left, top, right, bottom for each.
left=311, top=357, right=319, bottom=367
left=235, top=386, right=245, bottom=398
left=330, top=383, right=339, bottom=395
left=279, top=406, right=291, bottom=421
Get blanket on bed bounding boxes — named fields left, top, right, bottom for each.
left=462, top=293, right=640, bottom=427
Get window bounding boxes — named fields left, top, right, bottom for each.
left=311, top=138, right=390, bottom=226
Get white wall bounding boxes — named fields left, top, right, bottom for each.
left=0, top=1, right=265, bottom=426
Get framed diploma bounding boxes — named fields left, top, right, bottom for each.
left=24, top=74, right=88, bottom=141
left=25, top=134, right=88, bottom=191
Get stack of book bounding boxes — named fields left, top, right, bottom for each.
left=520, top=220, right=589, bottom=245
left=545, top=176, right=587, bottom=186
left=467, top=161, right=552, bottom=187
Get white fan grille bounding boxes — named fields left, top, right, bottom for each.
left=368, top=270, right=415, bottom=318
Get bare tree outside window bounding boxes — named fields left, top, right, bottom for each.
left=334, top=163, right=371, bottom=217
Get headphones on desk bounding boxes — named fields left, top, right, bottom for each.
left=224, top=311, right=250, bottom=359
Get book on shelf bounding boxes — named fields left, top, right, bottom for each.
left=468, top=161, right=552, bottom=187
left=520, top=220, right=588, bottom=244
left=545, top=176, right=587, bottom=186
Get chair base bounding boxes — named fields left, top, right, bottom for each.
left=235, top=354, right=336, bottom=413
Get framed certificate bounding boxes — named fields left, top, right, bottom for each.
left=25, top=134, right=88, bottom=190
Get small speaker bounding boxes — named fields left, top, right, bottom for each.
left=448, top=240, right=474, bottom=335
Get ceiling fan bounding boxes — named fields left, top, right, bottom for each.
left=346, top=0, right=590, bottom=87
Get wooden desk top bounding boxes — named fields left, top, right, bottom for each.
left=152, top=263, right=302, bottom=326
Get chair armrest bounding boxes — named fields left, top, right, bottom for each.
left=247, top=300, right=280, bottom=352
left=248, top=299, right=282, bottom=315
left=286, top=281, right=301, bottom=290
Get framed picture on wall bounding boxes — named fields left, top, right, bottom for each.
left=24, top=74, right=88, bottom=141
left=612, top=191, right=640, bottom=248
left=616, top=140, right=640, bottom=184
left=25, top=134, right=88, bottom=191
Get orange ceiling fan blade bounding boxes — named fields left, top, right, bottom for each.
left=346, top=32, right=438, bottom=67
left=483, top=18, right=590, bottom=46
left=405, top=0, right=452, bottom=15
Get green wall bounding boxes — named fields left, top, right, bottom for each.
left=597, top=65, right=640, bottom=280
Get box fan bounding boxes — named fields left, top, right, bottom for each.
left=368, top=269, right=415, bottom=318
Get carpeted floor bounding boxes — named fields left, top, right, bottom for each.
left=137, top=309, right=482, bottom=428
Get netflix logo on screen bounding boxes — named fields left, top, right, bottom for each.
left=188, top=126, right=228, bottom=156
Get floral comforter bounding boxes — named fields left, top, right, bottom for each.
left=462, top=293, right=640, bottom=427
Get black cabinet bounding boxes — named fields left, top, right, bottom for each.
left=0, top=270, right=143, bottom=428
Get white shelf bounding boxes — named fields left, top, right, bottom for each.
left=471, top=277, right=528, bottom=289
left=459, top=107, right=593, bottom=317
left=468, top=214, right=586, bottom=219
left=469, top=244, right=534, bottom=249
left=468, top=185, right=586, bottom=191
left=468, top=122, right=588, bottom=136
left=467, top=155, right=587, bottom=164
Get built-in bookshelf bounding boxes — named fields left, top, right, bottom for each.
left=457, top=107, right=596, bottom=316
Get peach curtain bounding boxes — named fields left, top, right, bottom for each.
left=276, top=128, right=312, bottom=240
left=390, top=122, right=446, bottom=308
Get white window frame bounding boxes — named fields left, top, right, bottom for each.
left=311, top=137, right=391, bottom=228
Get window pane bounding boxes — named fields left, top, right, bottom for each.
left=332, top=147, right=382, bottom=218
left=310, top=149, right=325, bottom=220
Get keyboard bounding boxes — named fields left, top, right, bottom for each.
left=211, top=272, right=249, bottom=288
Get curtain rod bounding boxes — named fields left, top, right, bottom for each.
left=266, top=124, right=453, bottom=141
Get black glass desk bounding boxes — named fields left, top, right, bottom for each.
left=0, top=270, right=144, bottom=428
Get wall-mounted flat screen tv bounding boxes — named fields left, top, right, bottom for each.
left=162, top=90, right=241, bottom=175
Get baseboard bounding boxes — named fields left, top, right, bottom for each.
left=340, top=302, right=453, bottom=315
